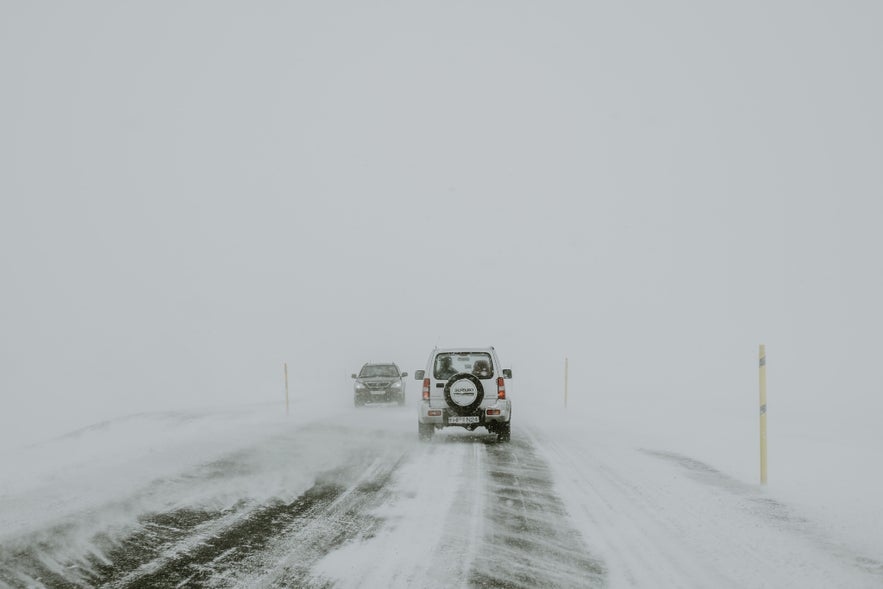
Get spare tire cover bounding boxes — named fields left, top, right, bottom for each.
left=443, top=373, right=484, bottom=415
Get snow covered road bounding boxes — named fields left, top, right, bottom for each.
left=1, top=399, right=881, bottom=588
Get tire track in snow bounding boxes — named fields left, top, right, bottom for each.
left=472, top=435, right=605, bottom=588
left=312, top=429, right=605, bottom=589
left=0, top=443, right=409, bottom=589
left=309, top=437, right=477, bottom=589
left=93, top=453, right=403, bottom=589
left=230, top=452, right=407, bottom=588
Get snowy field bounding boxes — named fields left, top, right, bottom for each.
left=1, top=388, right=881, bottom=588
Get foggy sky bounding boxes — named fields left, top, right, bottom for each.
left=2, top=2, right=882, bottom=445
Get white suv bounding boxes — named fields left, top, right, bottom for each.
left=414, top=347, right=512, bottom=442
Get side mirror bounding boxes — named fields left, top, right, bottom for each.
left=502, top=369, right=512, bottom=379
left=401, top=371, right=408, bottom=378
left=414, top=370, right=425, bottom=380
left=351, top=373, right=357, bottom=379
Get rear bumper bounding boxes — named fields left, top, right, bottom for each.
left=418, top=399, right=511, bottom=426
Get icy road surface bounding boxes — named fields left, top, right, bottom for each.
left=1, top=398, right=881, bottom=588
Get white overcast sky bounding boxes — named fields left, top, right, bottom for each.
left=2, top=2, right=882, bottom=444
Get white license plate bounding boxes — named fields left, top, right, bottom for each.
left=448, top=416, right=479, bottom=424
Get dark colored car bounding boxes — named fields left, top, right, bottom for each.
left=352, top=363, right=407, bottom=406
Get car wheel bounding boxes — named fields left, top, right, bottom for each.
left=418, top=422, right=434, bottom=441
left=354, top=396, right=365, bottom=407
left=443, top=373, right=484, bottom=415
left=497, top=422, right=511, bottom=443
left=398, top=393, right=405, bottom=406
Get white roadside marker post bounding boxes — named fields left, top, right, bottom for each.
left=759, top=345, right=768, bottom=485
left=284, top=362, right=290, bottom=417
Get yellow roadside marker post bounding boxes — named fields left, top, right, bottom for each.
left=759, top=345, right=768, bottom=485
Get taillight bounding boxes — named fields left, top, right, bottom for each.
left=497, top=377, right=506, bottom=399
left=422, top=378, right=430, bottom=400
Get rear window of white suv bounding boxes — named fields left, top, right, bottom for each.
left=433, top=352, right=494, bottom=380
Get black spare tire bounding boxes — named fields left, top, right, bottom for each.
left=443, top=373, right=484, bottom=415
